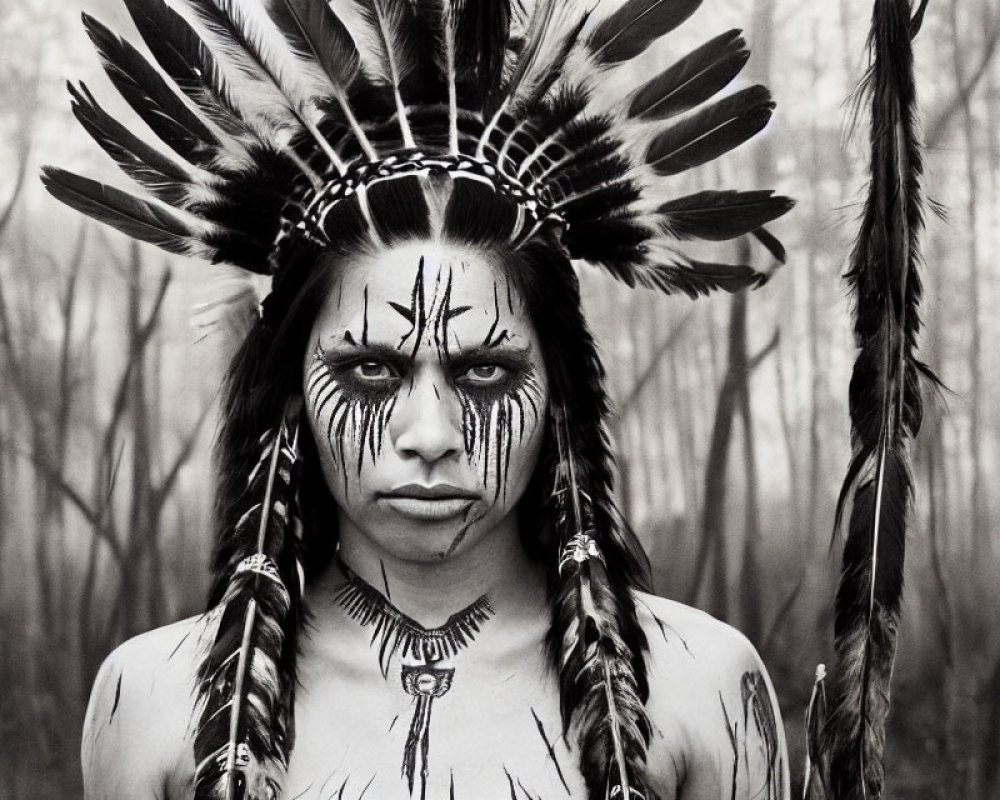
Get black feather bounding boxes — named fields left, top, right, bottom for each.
left=195, top=419, right=302, bottom=800
left=122, top=0, right=250, bottom=139
left=628, top=29, right=749, bottom=120
left=588, top=0, right=703, bottom=65
left=81, top=12, right=219, bottom=162
left=657, top=190, right=793, bottom=240
left=751, top=227, right=787, bottom=264
left=69, top=82, right=194, bottom=205
left=635, top=257, right=768, bottom=297
left=646, top=85, right=773, bottom=176
left=452, top=0, right=511, bottom=105
left=823, top=1, right=933, bottom=797
left=40, top=167, right=202, bottom=256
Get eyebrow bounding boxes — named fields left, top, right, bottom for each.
left=327, top=336, right=531, bottom=361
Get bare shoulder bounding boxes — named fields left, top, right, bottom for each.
left=81, top=613, right=215, bottom=800
left=633, top=592, right=789, bottom=800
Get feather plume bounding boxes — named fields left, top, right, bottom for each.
left=587, top=0, right=702, bottom=65
left=81, top=12, right=220, bottom=162
left=551, top=407, right=651, bottom=800
left=185, top=0, right=343, bottom=171
left=40, top=167, right=216, bottom=258
left=657, top=190, right=793, bottom=241
left=121, top=0, right=256, bottom=150
left=501, top=0, right=589, bottom=114
left=194, top=415, right=302, bottom=800
left=271, top=0, right=377, bottom=158
left=69, top=82, right=193, bottom=202
left=822, top=1, right=932, bottom=798
left=351, top=0, right=421, bottom=147
left=627, top=29, right=749, bottom=121
left=645, top=84, right=774, bottom=176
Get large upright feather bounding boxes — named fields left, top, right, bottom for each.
left=351, top=0, right=420, bottom=147
left=185, top=0, right=343, bottom=171
left=194, top=416, right=302, bottom=800
left=822, top=2, right=932, bottom=798
left=551, top=407, right=651, bottom=800
left=271, top=0, right=376, bottom=159
left=81, top=12, right=220, bottom=162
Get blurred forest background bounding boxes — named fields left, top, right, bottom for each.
left=1, top=0, right=998, bottom=797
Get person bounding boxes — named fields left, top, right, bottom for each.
left=45, top=1, right=794, bottom=798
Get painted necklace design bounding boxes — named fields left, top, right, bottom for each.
left=335, top=558, right=494, bottom=799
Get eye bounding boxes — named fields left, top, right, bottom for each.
left=353, top=361, right=399, bottom=381
left=457, top=364, right=507, bottom=384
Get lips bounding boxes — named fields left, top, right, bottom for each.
left=379, top=483, right=478, bottom=521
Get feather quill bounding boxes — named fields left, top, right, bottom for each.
left=194, top=415, right=302, bottom=800
left=351, top=0, right=420, bottom=148
left=822, top=1, right=932, bottom=798
left=551, top=407, right=651, bottom=800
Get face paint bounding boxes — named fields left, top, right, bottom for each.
left=303, top=241, right=548, bottom=563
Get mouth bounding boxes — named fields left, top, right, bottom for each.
left=379, top=484, right=478, bottom=521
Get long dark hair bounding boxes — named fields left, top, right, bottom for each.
left=208, top=171, right=653, bottom=794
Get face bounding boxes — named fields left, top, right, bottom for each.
left=303, top=240, right=549, bottom=563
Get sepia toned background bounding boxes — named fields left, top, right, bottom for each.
left=1, top=0, right=998, bottom=796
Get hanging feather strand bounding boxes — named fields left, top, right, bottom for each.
left=194, top=414, right=302, bottom=800
left=551, top=406, right=652, bottom=800
left=822, top=1, right=933, bottom=798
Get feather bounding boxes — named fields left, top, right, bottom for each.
left=186, top=0, right=343, bottom=171
left=628, top=29, right=749, bottom=121
left=351, top=0, right=421, bottom=147
left=587, top=0, right=702, bottom=66
left=272, top=0, right=376, bottom=158
left=646, top=85, right=774, bottom=176
left=68, top=81, right=194, bottom=203
left=601, top=245, right=770, bottom=298
left=121, top=0, right=257, bottom=150
left=657, top=190, right=793, bottom=241
left=502, top=0, right=590, bottom=114
left=822, top=1, right=932, bottom=797
left=40, top=167, right=215, bottom=258
left=81, top=12, right=220, bottom=162
left=451, top=0, right=511, bottom=107
left=194, top=416, right=302, bottom=800
left=550, top=407, right=651, bottom=800
left=803, top=665, right=828, bottom=800
left=751, top=227, right=787, bottom=264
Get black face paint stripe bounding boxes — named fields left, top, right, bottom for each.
left=531, top=708, right=571, bottom=795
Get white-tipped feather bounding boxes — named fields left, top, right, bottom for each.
left=351, top=0, right=416, bottom=148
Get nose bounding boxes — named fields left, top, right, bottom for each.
left=390, top=366, right=464, bottom=464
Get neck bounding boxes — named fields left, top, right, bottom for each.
left=311, top=511, right=547, bottom=630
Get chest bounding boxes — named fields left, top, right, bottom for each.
left=285, top=654, right=585, bottom=800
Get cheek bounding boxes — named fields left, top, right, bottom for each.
left=304, top=356, right=397, bottom=485
left=458, top=369, right=547, bottom=498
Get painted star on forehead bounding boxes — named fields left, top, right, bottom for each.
left=389, top=259, right=473, bottom=357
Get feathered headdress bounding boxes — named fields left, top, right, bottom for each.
left=44, top=1, right=792, bottom=798
left=44, top=0, right=791, bottom=293
left=816, top=1, right=933, bottom=798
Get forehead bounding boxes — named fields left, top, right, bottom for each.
left=315, top=241, right=533, bottom=344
